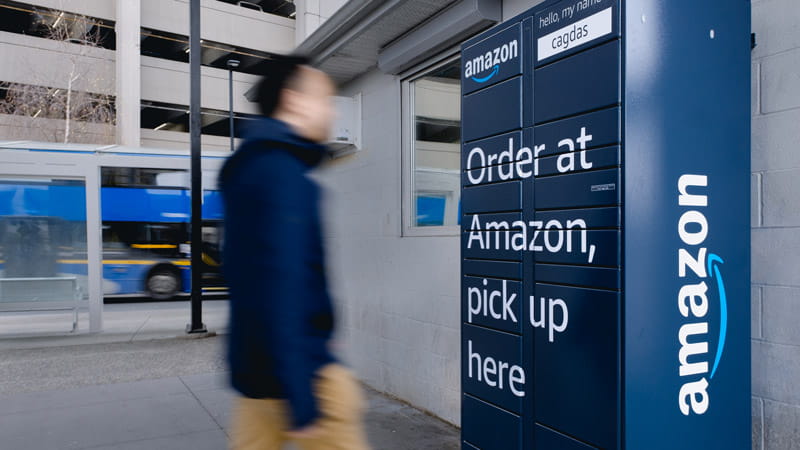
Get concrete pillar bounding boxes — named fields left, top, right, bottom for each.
left=294, top=0, right=347, bottom=46
left=116, top=0, right=141, bottom=147
left=294, top=0, right=312, bottom=46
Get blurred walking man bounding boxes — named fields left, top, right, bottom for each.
left=220, top=56, right=370, bottom=450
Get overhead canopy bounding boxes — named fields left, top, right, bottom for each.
left=295, top=0, right=501, bottom=85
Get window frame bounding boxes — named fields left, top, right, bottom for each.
left=401, top=49, right=462, bottom=237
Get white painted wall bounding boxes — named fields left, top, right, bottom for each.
left=315, top=69, right=462, bottom=425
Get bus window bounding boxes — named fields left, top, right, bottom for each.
left=99, top=166, right=225, bottom=299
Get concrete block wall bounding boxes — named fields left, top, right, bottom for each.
left=316, top=70, right=462, bottom=425
left=751, top=0, right=800, bottom=448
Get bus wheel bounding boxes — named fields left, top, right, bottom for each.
left=146, top=267, right=180, bottom=300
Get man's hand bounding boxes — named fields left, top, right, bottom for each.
left=286, top=423, right=324, bottom=440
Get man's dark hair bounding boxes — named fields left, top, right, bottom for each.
left=254, top=54, right=311, bottom=117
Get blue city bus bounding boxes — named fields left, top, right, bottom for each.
left=0, top=144, right=228, bottom=300
left=97, top=171, right=225, bottom=299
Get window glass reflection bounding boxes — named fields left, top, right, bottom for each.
left=0, top=178, right=89, bottom=310
left=412, top=58, right=461, bottom=227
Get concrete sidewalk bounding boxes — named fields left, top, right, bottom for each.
left=0, top=334, right=459, bottom=450
left=0, top=300, right=230, bottom=350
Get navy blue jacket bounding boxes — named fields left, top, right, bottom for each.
left=219, top=118, right=335, bottom=429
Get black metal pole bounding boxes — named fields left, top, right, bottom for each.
left=187, top=0, right=206, bottom=334
left=226, top=59, right=239, bottom=153
left=229, top=68, right=234, bottom=152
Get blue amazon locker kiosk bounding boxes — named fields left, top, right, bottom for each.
left=460, top=0, right=751, bottom=448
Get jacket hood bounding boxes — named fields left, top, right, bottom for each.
left=241, top=117, right=329, bottom=168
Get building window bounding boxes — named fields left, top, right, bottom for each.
left=0, top=81, right=116, bottom=124
left=101, top=167, right=187, bottom=188
left=0, top=0, right=116, bottom=50
left=140, top=100, right=259, bottom=139
left=402, top=55, right=461, bottom=236
left=140, top=27, right=278, bottom=76
left=215, top=0, right=296, bottom=19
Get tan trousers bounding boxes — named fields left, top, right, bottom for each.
left=230, top=364, right=371, bottom=450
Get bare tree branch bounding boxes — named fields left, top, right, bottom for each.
left=0, top=7, right=115, bottom=144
